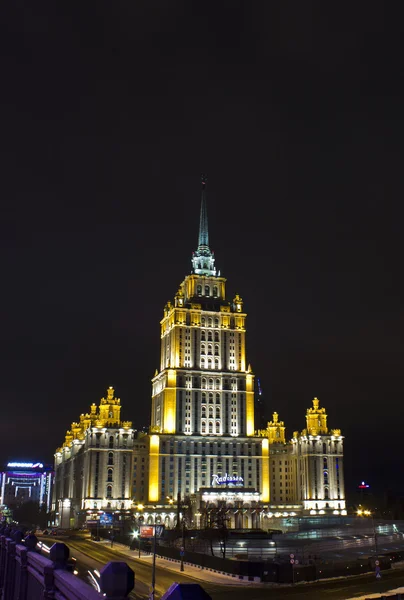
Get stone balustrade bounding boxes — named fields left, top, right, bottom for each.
left=0, top=533, right=134, bottom=600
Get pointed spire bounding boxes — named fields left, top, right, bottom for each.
left=191, top=174, right=217, bottom=277
left=198, top=174, right=209, bottom=248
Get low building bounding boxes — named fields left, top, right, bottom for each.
left=52, top=387, right=135, bottom=528
left=0, top=461, right=53, bottom=513
left=258, top=397, right=346, bottom=523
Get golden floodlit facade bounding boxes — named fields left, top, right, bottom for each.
left=52, top=176, right=346, bottom=531
left=139, top=177, right=346, bottom=529
left=145, top=175, right=270, bottom=529
left=52, top=387, right=135, bottom=528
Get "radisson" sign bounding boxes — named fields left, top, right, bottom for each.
left=211, top=473, right=244, bottom=486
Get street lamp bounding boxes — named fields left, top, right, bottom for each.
left=180, top=517, right=185, bottom=572
left=132, top=530, right=141, bottom=558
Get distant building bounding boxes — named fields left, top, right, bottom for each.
left=0, top=462, right=53, bottom=513
left=254, top=378, right=267, bottom=430
left=52, top=387, right=138, bottom=528
left=259, top=398, right=346, bottom=515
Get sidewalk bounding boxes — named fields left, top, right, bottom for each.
left=94, top=539, right=264, bottom=586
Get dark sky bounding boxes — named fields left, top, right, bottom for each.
left=1, top=2, right=403, bottom=501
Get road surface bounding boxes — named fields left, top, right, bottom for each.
left=46, top=535, right=404, bottom=599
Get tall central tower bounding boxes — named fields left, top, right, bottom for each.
left=151, top=175, right=254, bottom=438
left=148, top=177, right=270, bottom=521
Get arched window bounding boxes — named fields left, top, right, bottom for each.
left=215, top=379, right=220, bottom=389
left=201, top=407, right=206, bottom=418
left=201, top=420, right=206, bottom=434
left=106, top=485, right=112, bottom=498
left=205, top=286, right=210, bottom=296
left=201, top=378, right=207, bottom=389
left=107, top=469, right=113, bottom=482
left=201, top=358, right=205, bottom=367
left=208, top=378, right=213, bottom=389
left=214, top=359, right=219, bottom=369
left=208, top=421, right=213, bottom=434
left=108, top=452, right=114, bottom=466
left=202, top=392, right=206, bottom=402
left=209, top=407, right=213, bottom=418
left=216, top=421, right=220, bottom=433
left=107, top=502, right=111, bottom=508
left=214, top=345, right=219, bottom=355
left=214, top=331, right=219, bottom=342
left=109, top=436, right=114, bottom=448
left=216, top=408, right=220, bottom=418
left=201, top=343, right=206, bottom=354
left=208, top=318, right=213, bottom=327
left=208, top=359, right=212, bottom=369
left=93, top=503, right=97, bottom=509
left=216, top=393, right=220, bottom=403
left=197, top=285, right=202, bottom=296
left=213, top=287, right=218, bottom=297
left=201, top=331, right=206, bottom=341
left=209, top=393, right=213, bottom=403
left=208, top=331, right=213, bottom=341
left=201, top=316, right=206, bottom=326
left=208, top=345, right=212, bottom=355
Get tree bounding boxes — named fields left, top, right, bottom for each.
left=200, top=501, right=229, bottom=558
left=11, top=501, right=48, bottom=529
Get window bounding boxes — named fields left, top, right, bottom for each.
left=201, top=331, right=206, bottom=341
left=108, top=452, right=114, bottom=466
left=215, top=379, right=220, bottom=389
left=197, top=285, right=202, bottom=296
left=205, top=286, right=210, bottom=296
left=213, top=287, right=218, bottom=297
left=107, top=469, right=113, bottom=482
left=201, top=378, right=207, bottom=389
left=106, top=485, right=112, bottom=498
left=109, top=436, right=114, bottom=448
left=208, top=378, right=214, bottom=389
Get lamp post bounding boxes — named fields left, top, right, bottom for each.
left=371, top=514, right=379, bottom=559
left=180, top=517, right=185, bottom=572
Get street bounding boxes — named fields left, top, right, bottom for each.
left=48, top=534, right=404, bottom=600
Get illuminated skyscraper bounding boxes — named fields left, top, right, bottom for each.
left=147, top=176, right=269, bottom=528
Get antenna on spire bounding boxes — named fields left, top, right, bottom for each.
left=198, top=173, right=209, bottom=248
left=191, top=175, right=217, bottom=276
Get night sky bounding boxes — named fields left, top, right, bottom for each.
left=2, top=3, right=403, bottom=501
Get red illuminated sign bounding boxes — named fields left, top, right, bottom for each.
left=139, top=525, right=154, bottom=538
